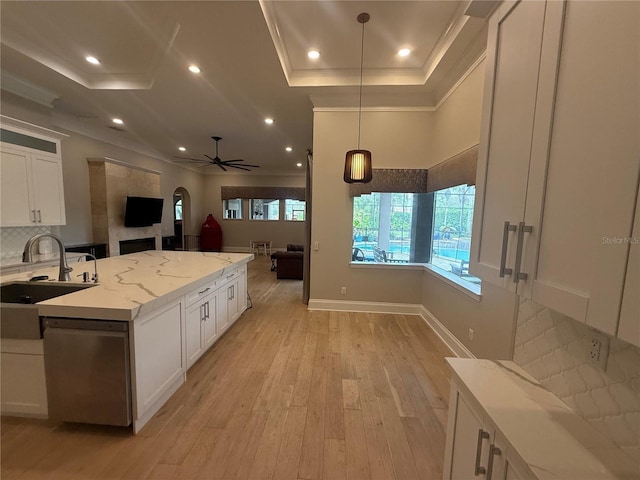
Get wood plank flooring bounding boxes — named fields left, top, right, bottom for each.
left=1, top=256, right=453, bottom=480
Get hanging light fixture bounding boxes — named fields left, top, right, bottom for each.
left=344, top=12, right=372, bottom=184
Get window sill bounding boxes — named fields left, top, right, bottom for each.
left=423, top=264, right=482, bottom=301
left=350, top=261, right=482, bottom=301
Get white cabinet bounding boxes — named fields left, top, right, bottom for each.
left=216, top=266, right=246, bottom=335
left=0, top=125, right=66, bottom=227
left=185, top=283, right=217, bottom=369
left=471, top=0, right=640, bottom=336
left=444, top=383, right=529, bottom=480
left=0, top=340, right=47, bottom=418
left=132, top=299, right=184, bottom=430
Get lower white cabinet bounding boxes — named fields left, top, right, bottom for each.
left=445, top=384, right=529, bottom=480
left=185, top=285, right=217, bottom=369
left=132, top=299, right=184, bottom=427
left=0, top=340, right=47, bottom=418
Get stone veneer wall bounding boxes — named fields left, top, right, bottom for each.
left=88, top=158, right=161, bottom=256
left=513, top=298, right=640, bottom=462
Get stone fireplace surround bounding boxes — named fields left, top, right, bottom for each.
left=88, top=157, right=162, bottom=257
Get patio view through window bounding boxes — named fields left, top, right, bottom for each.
left=285, top=199, right=305, bottom=221
left=250, top=199, right=279, bottom=220
left=223, top=198, right=242, bottom=219
left=352, top=185, right=481, bottom=286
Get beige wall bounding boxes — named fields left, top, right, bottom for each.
left=310, top=58, right=518, bottom=359
left=1, top=93, right=205, bottom=244
left=202, top=174, right=306, bottom=251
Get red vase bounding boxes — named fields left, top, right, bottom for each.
left=200, top=214, right=222, bottom=251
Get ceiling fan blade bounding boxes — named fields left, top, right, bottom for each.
left=220, top=159, right=246, bottom=163
left=216, top=163, right=228, bottom=172
left=204, top=154, right=220, bottom=163
left=226, top=164, right=252, bottom=171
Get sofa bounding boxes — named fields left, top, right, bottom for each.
left=273, top=244, right=304, bottom=279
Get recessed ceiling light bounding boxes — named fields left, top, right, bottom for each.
left=398, top=48, right=411, bottom=57
left=285, top=146, right=293, bottom=152
left=264, top=117, right=274, bottom=125
left=112, top=118, right=124, bottom=125
left=85, top=56, right=100, bottom=65
left=188, top=65, right=201, bottom=73
left=178, top=146, right=186, bottom=152
left=296, top=162, right=303, bottom=167
left=307, top=50, right=320, bottom=59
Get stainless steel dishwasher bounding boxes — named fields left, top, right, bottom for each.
left=42, top=317, right=132, bottom=426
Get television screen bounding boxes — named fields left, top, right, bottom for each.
left=124, top=196, right=164, bottom=227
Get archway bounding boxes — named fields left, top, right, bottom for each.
left=173, top=187, right=191, bottom=250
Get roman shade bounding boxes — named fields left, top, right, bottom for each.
left=349, top=169, right=429, bottom=197
left=426, top=144, right=478, bottom=193
left=221, top=186, right=305, bottom=201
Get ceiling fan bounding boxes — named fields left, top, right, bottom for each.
left=175, top=136, right=259, bottom=172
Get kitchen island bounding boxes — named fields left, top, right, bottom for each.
left=0, top=250, right=253, bottom=432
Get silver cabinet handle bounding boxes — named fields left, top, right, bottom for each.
left=231, top=285, right=234, bottom=300
left=31, top=210, right=37, bottom=223
left=475, top=429, right=490, bottom=475
left=200, top=304, right=205, bottom=322
left=513, top=222, right=533, bottom=283
left=226, top=273, right=235, bottom=280
left=486, top=445, right=502, bottom=480
left=205, top=301, right=210, bottom=319
left=198, top=287, right=211, bottom=295
left=37, top=209, right=42, bottom=222
left=499, top=222, right=517, bottom=277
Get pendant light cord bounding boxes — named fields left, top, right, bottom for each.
left=357, top=17, right=366, bottom=149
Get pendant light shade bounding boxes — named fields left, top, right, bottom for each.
left=344, top=12, right=372, bottom=184
left=344, top=150, right=372, bottom=183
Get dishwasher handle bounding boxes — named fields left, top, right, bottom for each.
left=43, top=317, right=128, bottom=332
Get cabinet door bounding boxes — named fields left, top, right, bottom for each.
left=133, top=301, right=183, bottom=416
left=524, top=0, right=640, bottom=332
left=185, top=300, right=204, bottom=369
left=217, top=286, right=230, bottom=335
left=228, top=279, right=240, bottom=324
left=618, top=187, right=640, bottom=347
left=1, top=352, right=47, bottom=417
left=445, top=387, right=490, bottom=479
left=0, top=146, right=34, bottom=226
left=202, top=294, right=218, bottom=349
left=470, top=0, right=548, bottom=290
left=30, top=153, right=66, bottom=225
left=237, top=266, right=247, bottom=315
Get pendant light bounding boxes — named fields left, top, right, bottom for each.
left=344, top=12, right=372, bottom=184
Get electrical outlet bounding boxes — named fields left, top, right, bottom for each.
left=468, top=328, right=474, bottom=341
left=587, top=329, right=610, bottom=370
left=341, top=286, right=347, bottom=295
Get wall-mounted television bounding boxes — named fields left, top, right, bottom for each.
left=124, top=196, right=164, bottom=227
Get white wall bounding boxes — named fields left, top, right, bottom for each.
left=202, top=173, right=306, bottom=251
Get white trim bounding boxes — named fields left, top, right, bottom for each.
left=313, top=106, right=435, bottom=113
left=308, top=299, right=421, bottom=315
left=419, top=305, right=475, bottom=359
left=435, top=51, right=487, bottom=110
left=0, top=115, right=69, bottom=139
left=350, top=262, right=425, bottom=271
left=87, top=157, right=162, bottom=175
left=423, top=264, right=482, bottom=300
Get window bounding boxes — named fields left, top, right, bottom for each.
left=250, top=199, right=279, bottom=220
left=174, top=198, right=182, bottom=221
left=223, top=198, right=243, bottom=219
left=351, top=185, right=481, bottom=286
left=285, top=199, right=305, bottom=221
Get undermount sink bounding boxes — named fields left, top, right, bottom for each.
left=0, top=282, right=95, bottom=339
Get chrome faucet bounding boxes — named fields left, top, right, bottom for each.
left=76, top=253, right=99, bottom=283
left=22, top=233, right=72, bottom=281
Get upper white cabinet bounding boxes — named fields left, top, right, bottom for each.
left=471, top=1, right=640, bottom=337
left=0, top=121, right=67, bottom=227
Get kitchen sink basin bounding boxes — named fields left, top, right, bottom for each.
left=1, top=281, right=95, bottom=339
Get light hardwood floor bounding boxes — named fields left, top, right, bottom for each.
left=1, top=256, right=453, bottom=480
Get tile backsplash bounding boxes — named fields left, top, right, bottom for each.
left=1, top=225, right=51, bottom=259
left=514, top=298, right=640, bottom=462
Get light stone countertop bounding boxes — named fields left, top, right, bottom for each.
left=0, top=251, right=254, bottom=322
left=446, top=358, right=638, bottom=479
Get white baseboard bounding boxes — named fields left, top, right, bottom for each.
left=307, top=299, right=474, bottom=359
left=308, top=299, right=422, bottom=315
left=419, top=305, right=475, bottom=359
